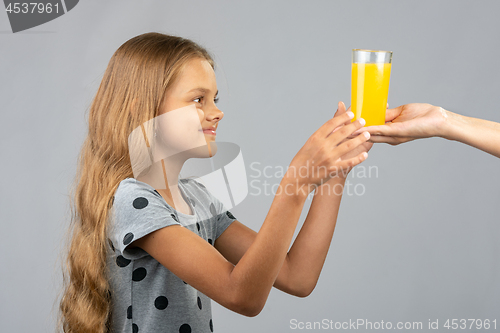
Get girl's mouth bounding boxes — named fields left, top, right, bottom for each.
left=200, top=129, right=216, bottom=136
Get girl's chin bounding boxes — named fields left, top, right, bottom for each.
left=189, top=142, right=217, bottom=157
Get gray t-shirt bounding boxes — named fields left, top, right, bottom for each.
left=107, top=177, right=237, bottom=333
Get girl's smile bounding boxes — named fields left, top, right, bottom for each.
left=200, top=126, right=216, bottom=136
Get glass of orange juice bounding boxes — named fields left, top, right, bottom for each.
left=351, top=49, right=393, bottom=126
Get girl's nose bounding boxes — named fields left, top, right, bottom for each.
left=207, top=106, right=224, bottom=122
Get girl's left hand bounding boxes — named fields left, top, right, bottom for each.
left=329, top=102, right=374, bottom=179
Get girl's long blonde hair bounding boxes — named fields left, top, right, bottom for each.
left=58, top=32, right=214, bottom=333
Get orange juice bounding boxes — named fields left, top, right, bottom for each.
left=351, top=62, right=391, bottom=126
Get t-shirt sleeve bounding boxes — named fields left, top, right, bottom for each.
left=204, top=187, right=238, bottom=240
left=108, top=180, right=181, bottom=260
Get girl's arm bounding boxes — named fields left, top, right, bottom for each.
left=134, top=178, right=307, bottom=317
left=281, top=176, right=346, bottom=295
left=216, top=102, right=372, bottom=298
left=281, top=103, right=372, bottom=295
left=132, top=111, right=370, bottom=317
left=215, top=176, right=347, bottom=298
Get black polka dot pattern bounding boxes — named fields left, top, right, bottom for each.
left=123, top=232, right=134, bottom=245
left=112, top=178, right=229, bottom=331
left=133, top=197, right=149, bottom=209
left=127, top=305, right=132, bottom=319
left=132, top=267, right=147, bottom=282
left=154, top=296, right=169, bottom=310
left=179, top=323, right=191, bottom=333
left=209, top=203, right=216, bottom=217
left=116, top=255, right=131, bottom=268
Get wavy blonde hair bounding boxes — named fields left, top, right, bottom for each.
left=58, top=32, right=214, bottom=333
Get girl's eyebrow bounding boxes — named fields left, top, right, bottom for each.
left=186, top=88, right=219, bottom=96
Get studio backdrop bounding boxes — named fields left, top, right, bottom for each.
left=1, top=1, right=499, bottom=332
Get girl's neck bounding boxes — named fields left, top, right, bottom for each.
left=136, top=156, right=192, bottom=215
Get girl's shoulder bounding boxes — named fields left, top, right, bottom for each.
left=117, top=177, right=206, bottom=190
left=113, top=177, right=210, bottom=207
left=111, top=177, right=170, bottom=211
left=115, top=177, right=152, bottom=193
left=113, top=177, right=216, bottom=212
left=113, top=178, right=161, bottom=203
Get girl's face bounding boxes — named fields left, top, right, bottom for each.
left=160, top=57, right=223, bottom=140
left=151, top=57, right=223, bottom=160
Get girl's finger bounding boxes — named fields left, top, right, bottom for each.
left=350, top=127, right=370, bottom=137
left=332, top=114, right=356, bottom=134
left=334, top=101, right=347, bottom=117
left=327, top=117, right=366, bottom=145
left=336, top=151, right=369, bottom=170
left=330, top=125, right=344, bottom=135
left=335, top=130, right=370, bottom=157
left=316, top=111, right=354, bottom=139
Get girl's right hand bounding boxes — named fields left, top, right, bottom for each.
left=286, top=107, right=370, bottom=193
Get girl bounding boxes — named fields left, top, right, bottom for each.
left=58, top=32, right=371, bottom=333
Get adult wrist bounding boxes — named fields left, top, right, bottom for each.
left=441, top=109, right=466, bottom=142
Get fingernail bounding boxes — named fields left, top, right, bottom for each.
left=362, top=152, right=368, bottom=159
left=359, top=118, right=366, bottom=126
left=363, top=131, right=370, bottom=139
left=346, top=111, right=354, bottom=119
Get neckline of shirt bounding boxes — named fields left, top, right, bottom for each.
left=127, top=177, right=198, bottom=220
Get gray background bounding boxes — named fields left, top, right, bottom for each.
left=1, top=1, right=499, bottom=332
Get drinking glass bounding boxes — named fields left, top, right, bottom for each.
left=351, top=49, right=393, bottom=126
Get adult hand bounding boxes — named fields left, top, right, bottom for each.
left=354, top=103, right=448, bottom=145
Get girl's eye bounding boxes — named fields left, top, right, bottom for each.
left=193, top=97, right=202, bottom=103
left=214, top=97, right=219, bottom=104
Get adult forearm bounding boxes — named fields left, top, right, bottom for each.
left=228, top=176, right=308, bottom=315
left=285, top=177, right=345, bottom=296
left=443, top=110, right=500, bottom=158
